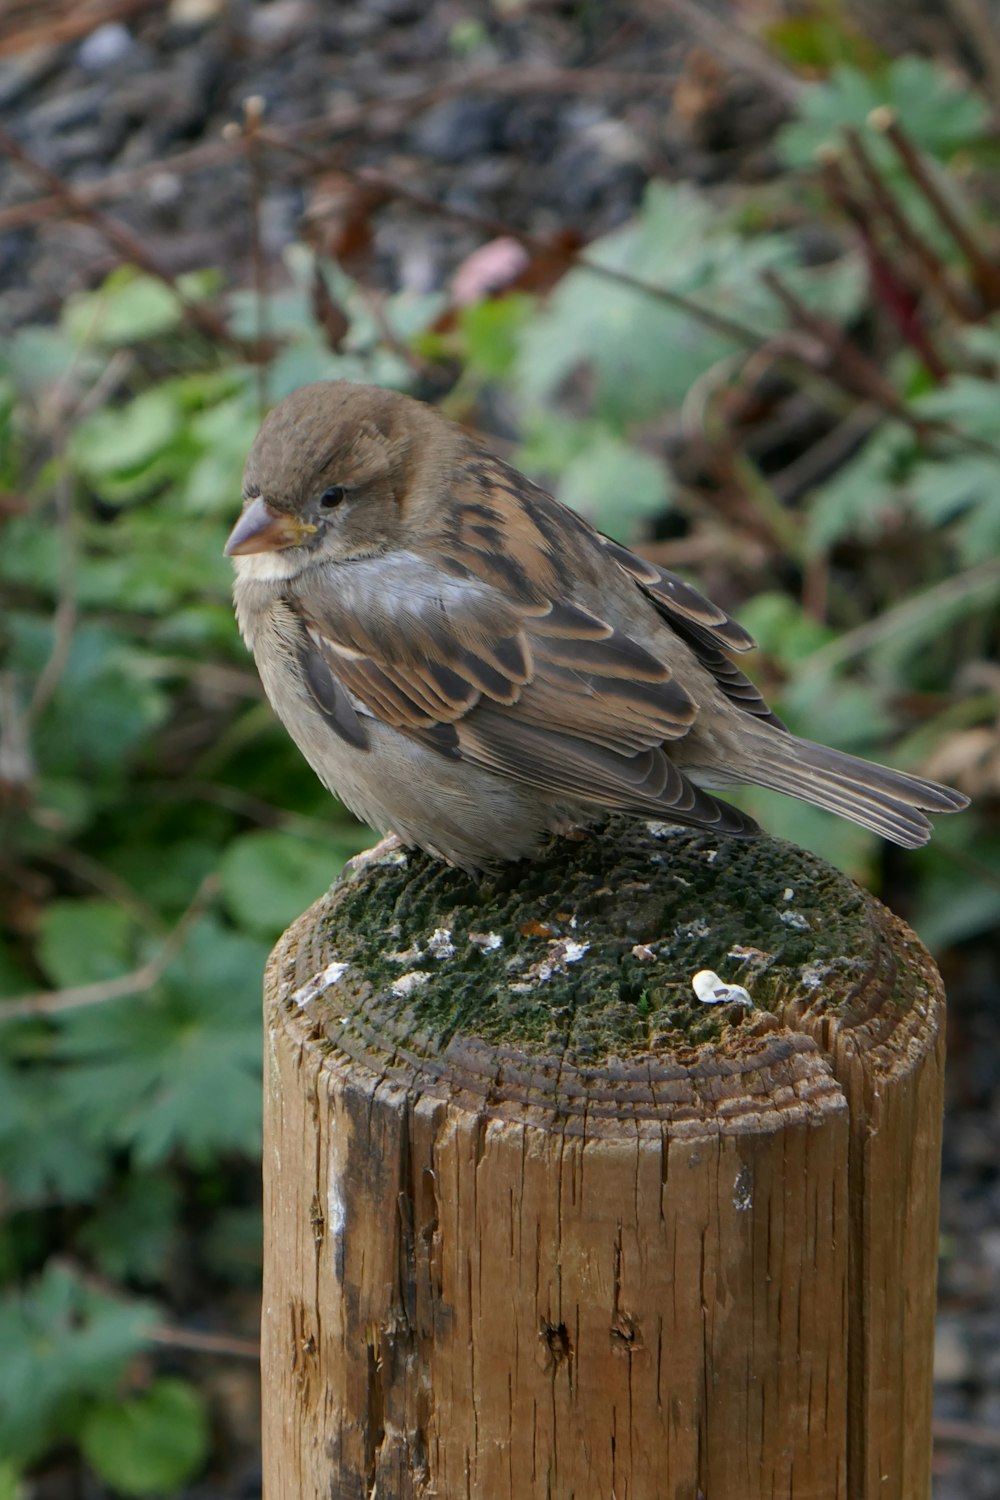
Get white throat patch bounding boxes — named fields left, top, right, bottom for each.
left=231, top=550, right=305, bottom=583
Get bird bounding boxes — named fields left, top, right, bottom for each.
left=225, top=380, right=968, bottom=872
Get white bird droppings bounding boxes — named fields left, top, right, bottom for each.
left=427, top=928, right=456, bottom=959
left=391, top=970, right=431, bottom=998
left=469, top=930, right=503, bottom=952
left=692, top=969, right=753, bottom=1007
left=291, top=959, right=351, bottom=1007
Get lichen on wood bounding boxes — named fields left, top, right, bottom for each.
left=262, top=818, right=945, bottom=1500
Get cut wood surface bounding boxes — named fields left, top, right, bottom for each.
left=260, top=820, right=945, bottom=1500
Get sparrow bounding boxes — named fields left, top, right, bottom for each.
left=225, top=380, right=968, bottom=871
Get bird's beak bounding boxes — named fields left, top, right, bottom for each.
left=224, top=497, right=318, bottom=556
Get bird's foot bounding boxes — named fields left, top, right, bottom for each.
left=342, top=832, right=408, bottom=880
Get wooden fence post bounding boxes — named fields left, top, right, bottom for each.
left=260, top=819, right=945, bottom=1500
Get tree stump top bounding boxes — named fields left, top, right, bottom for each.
left=267, top=819, right=939, bottom=1144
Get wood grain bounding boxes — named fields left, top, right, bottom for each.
left=260, top=822, right=944, bottom=1500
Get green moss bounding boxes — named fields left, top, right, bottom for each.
left=288, top=818, right=914, bottom=1067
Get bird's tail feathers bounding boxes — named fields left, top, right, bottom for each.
left=730, top=734, right=968, bottom=849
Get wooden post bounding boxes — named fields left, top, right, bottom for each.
left=260, top=820, right=945, bottom=1500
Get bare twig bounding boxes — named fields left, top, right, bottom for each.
left=235, top=96, right=270, bottom=418
left=26, top=467, right=76, bottom=726
left=261, top=137, right=775, bottom=354
left=803, top=556, right=1000, bottom=674
left=837, top=132, right=976, bottom=323
left=0, top=67, right=681, bottom=236
left=934, top=1415, right=1000, bottom=1451
left=763, top=268, right=914, bottom=416
left=145, top=778, right=345, bottom=842
left=0, top=873, right=220, bottom=1022
left=873, top=108, right=1000, bottom=308
left=941, top=0, right=1000, bottom=101
left=37, top=845, right=163, bottom=934
left=0, top=0, right=161, bottom=59
left=149, top=1324, right=260, bottom=1361
left=770, top=405, right=881, bottom=506
left=0, top=673, right=33, bottom=793
left=646, top=0, right=805, bottom=102
left=0, top=126, right=251, bottom=356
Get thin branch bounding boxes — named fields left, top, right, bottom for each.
left=872, top=108, right=1000, bottom=307
left=260, top=137, right=775, bottom=355
left=647, top=0, right=805, bottom=102
left=239, top=95, right=270, bottom=418
left=0, top=0, right=161, bottom=59
left=37, top=845, right=164, bottom=935
left=0, top=126, right=251, bottom=356
left=838, top=131, right=976, bottom=323
left=0, top=874, right=220, bottom=1022
left=0, top=67, right=681, bottom=235
left=26, top=466, right=77, bottom=725
left=763, top=268, right=914, bottom=417
left=149, top=1323, right=260, bottom=1361
left=770, top=405, right=882, bottom=506
left=934, top=1415, right=1000, bottom=1451
left=802, top=556, right=1000, bottom=674
left=941, top=0, right=1000, bottom=102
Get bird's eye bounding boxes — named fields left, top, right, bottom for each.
left=319, top=485, right=346, bottom=509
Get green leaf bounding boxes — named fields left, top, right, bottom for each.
left=782, top=673, right=893, bottom=752
left=80, top=1378, right=210, bottom=1497
left=912, top=375, right=1000, bottom=442
left=779, top=58, right=989, bottom=168
left=732, top=785, right=877, bottom=880
left=219, top=829, right=354, bottom=938
left=5, top=326, right=91, bottom=394
left=736, top=592, right=835, bottom=663
left=29, top=625, right=170, bottom=778
left=0, top=1265, right=154, bottom=1465
left=0, top=515, right=61, bottom=593
left=0, top=1461, right=25, bottom=1500
left=0, top=1059, right=110, bottom=1205
left=69, top=388, right=183, bottom=483
left=555, top=432, right=671, bottom=541
left=63, top=267, right=191, bottom=347
left=516, top=182, right=859, bottom=430
left=55, top=917, right=267, bottom=1164
left=458, top=294, right=535, bottom=379
left=77, top=1174, right=181, bottom=1283
left=908, top=828, right=1000, bottom=949
left=36, top=899, right=134, bottom=989
left=804, top=422, right=912, bottom=553
left=764, top=10, right=882, bottom=72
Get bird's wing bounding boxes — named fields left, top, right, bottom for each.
left=292, top=548, right=696, bottom=755
left=597, top=538, right=785, bottom=728
left=287, top=487, right=754, bottom=833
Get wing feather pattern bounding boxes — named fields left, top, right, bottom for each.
left=284, top=462, right=778, bottom=832
left=599, top=537, right=784, bottom=728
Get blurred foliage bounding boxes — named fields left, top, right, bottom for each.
left=0, top=24, right=998, bottom=1495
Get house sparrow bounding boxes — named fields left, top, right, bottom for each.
left=225, top=381, right=967, bottom=871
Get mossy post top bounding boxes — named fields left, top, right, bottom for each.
left=265, top=818, right=941, bottom=1141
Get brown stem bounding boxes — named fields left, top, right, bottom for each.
left=260, top=136, right=774, bottom=354
left=840, top=130, right=977, bottom=323
left=0, top=126, right=254, bottom=357
left=240, top=96, right=271, bottom=416
left=0, top=874, right=220, bottom=1021
left=873, top=108, right=1000, bottom=308
left=762, top=268, right=913, bottom=416
left=0, top=67, right=680, bottom=235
